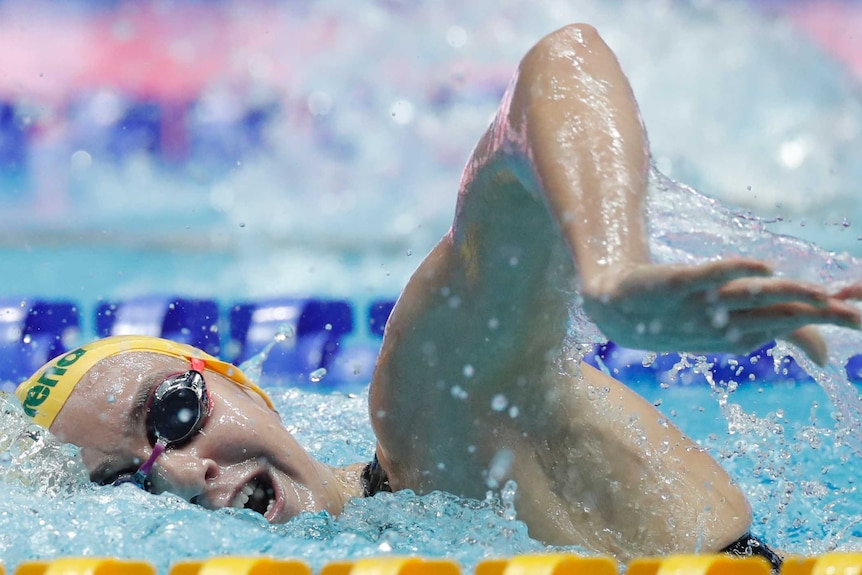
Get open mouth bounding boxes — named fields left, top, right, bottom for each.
left=231, top=473, right=276, bottom=517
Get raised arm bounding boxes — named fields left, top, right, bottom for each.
left=463, top=24, right=860, bottom=361
left=369, top=26, right=858, bottom=555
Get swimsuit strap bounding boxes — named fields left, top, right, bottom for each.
left=720, top=532, right=783, bottom=574
left=361, top=454, right=392, bottom=497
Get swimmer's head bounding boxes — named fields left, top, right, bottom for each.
left=15, top=335, right=356, bottom=522
left=15, top=335, right=273, bottom=430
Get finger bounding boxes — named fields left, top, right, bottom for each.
left=833, top=284, right=862, bottom=301
left=715, top=277, right=829, bottom=311
left=729, top=300, right=862, bottom=333
left=786, top=326, right=827, bottom=367
left=678, top=259, right=773, bottom=294
left=615, top=259, right=772, bottom=297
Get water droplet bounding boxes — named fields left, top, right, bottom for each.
left=389, top=99, right=415, bottom=125
left=491, top=394, right=508, bottom=411
left=450, top=385, right=468, bottom=400
left=70, top=149, right=92, bottom=170
left=446, top=25, right=468, bottom=48
left=710, top=307, right=729, bottom=329
left=274, top=325, right=295, bottom=342
left=462, top=364, right=475, bottom=378
left=486, top=448, right=514, bottom=489
left=309, top=368, right=327, bottom=382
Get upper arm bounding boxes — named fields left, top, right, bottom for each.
left=368, top=23, right=653, bottom=476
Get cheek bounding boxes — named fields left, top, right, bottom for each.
left=202, top=400, right=291, bottom=463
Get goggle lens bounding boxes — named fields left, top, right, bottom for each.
left=147, top=370, right=209, bottom=445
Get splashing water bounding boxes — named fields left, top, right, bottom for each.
left=643, top=167, right=862, bottom=456
left=236, top=325, right=296, bottom=382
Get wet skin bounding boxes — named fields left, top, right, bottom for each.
left=50, top=351, right=364, bottom=522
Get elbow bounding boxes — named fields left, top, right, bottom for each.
left=516, top=22, right=619, bottom=111
left=525, top=23, right=605, bottom=67
left=551, top=23, right=602, bottom=45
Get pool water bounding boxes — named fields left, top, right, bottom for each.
left=0, top=375, right=859, bottom=574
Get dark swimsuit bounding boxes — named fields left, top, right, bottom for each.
left=361, top=456, right=780, bottom=573
left=360, top=454, right=392, bottom=497
left=720, top=532, right=783, bottom=573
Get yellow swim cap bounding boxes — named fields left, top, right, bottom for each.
left=15, top=335, right=273, bottom=429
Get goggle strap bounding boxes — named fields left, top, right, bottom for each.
left=137, top=439, right=167, bottom=477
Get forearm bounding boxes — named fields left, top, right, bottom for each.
left=508, top=24, right=652, bottom=293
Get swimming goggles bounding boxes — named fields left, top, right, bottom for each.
left=112, top=357, right=211, bottom=492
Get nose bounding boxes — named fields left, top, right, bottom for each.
left=152, top=449, right=220, bottom=506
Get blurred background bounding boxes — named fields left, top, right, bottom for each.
left=0, top=0, right=860, bottom=305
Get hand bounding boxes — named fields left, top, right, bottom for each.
left=581, top=259, right=862, bottom=365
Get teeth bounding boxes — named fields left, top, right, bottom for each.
left=230, top=476, right=276, bottom=517
left=231, top=491, right=248, bottom=509
left=231, top=478, right=258, bottom=509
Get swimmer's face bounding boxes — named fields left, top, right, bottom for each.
left=50, top=351, right=346, bottom=522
